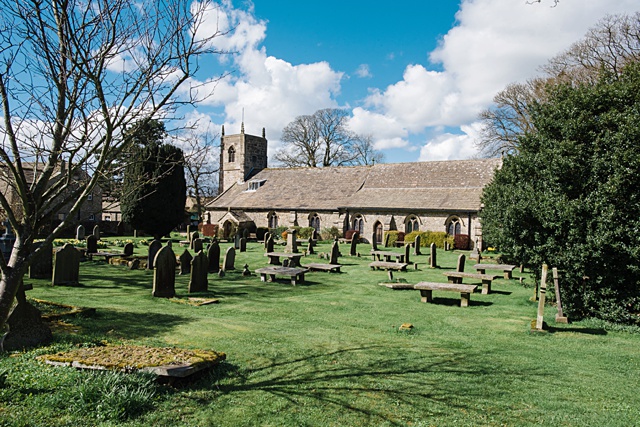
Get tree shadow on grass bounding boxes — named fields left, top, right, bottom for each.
left=183, top=345, right=548, bottom=426
left=429, top=297, right=493, bottom=307
left=548, top=325, right=607, bottom=335
left=74, top=308, right=190, bottom=340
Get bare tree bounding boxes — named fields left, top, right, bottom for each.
left=275, top=108, right=383, bottom=167
left=351, top=135, right=385, bottom=166
left=0, top=0, right=227, bottom=336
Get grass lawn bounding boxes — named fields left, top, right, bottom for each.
left=1, top=236, right=639, bottom=426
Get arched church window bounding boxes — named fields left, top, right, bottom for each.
left=352, top=214, right=364, bottom=235
left=268, top=211, right=278, bottom=229
left=405, top=215, right=419, bottom=234
left=228, top=146, right=235, bottom=163
left=447, top=217, right=462, bottom=236
left=309, top=214, right=320, bottom=234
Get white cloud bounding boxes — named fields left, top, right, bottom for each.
left=348, top=108, right=408, bottom=149
left=418, top=123, right=482, bottom=161
left=355, top=64, right=372, bottom=78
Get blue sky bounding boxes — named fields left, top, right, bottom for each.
left=183, top=0, right=640, bottom=164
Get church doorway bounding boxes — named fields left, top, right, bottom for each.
left=374, top=221, right=383, bottom=244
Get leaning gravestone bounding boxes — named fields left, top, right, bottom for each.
left=457, top=253, right=466, bottom=272
left=266, top=235, right=275, bottom=253
left=188, top=251, right=208, bottom=293
left=193, top=238, right=203, bottom=253
left=430, top=243, right=437, bottom=268
left=86, top=235, right=98, bottom=254
left=207, top=241, right=220, bottom=273
left=147, top=239, right=162, bottom=270
left=239, top=237, right=247, bottom=252
left=92, top=225, right=100, bottom=240
left=371, top=232, right=378, bottom=251
left=123, top=242, right=134, bottom=257
left=330, top=240, right=340, bottom=265
left=286, top=229, right=298, bottom=253
left=75, top=225, right=85, bottom=241
left=152, top=244, right=176, bottom=298
left=223, top=246, right=236, bottom=271
left=404, top=243, right=411, bottom=265
left=349, top=232, right=359, bottom=256
left=414, top=234, right=421, bottom=256
left=52, top=244, right=81, bottom=286
left=29, top=242, right=53, bottom=280
left=179, top=249, right=193, bottom=275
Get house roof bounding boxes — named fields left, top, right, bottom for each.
left=206, top=158, right=502, bottom=213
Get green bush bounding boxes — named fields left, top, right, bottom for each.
left=297, top=227, right=315, bottom=239
left=404, top=231, right=453, bottom=249
left=270, top=226, right=288, bottom=240
left=384, top=231, right=400, bottom=247
left=320, top=226, right=341, bottom=241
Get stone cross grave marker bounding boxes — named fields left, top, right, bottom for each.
left=188, top=250, right=208, bottom=293
left=92, top=224, right=100, bottom=240
left=207, top=241, right=220, bottom=273
left=179, top=249, right=193, bottom=275
left=223, top=246, right=236, bottom=271
left=52, top=243, right=80, bottom=286
left=430, top=243, right=437, bottom=268
left=456, top=253, right=466, bottom=272
left=86, top=234, right=98, bottom=254
left=75, top=225, right=85, bottom=241
left=286, top=228, right=298, bottom=253
left=147, top=239, right=162, bottom=270
left=29, top=242, right=53, bottom=280
left=152, top=244, right=176, bottom=298
left=414, top=234, right=421, bottom=256
left=349, top=232, right=359, bottom=256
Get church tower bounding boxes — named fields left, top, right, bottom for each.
left=218, top=123, right=268, bottom=194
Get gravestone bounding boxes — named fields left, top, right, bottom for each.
left=147, top=239, right=162, bottom=270
left=240, top=237, right=247, bottom=252
left=384, top=233, right=390, bottom=248
left=404, top=243, right=411, bottom=265
left=29, top=242, right=53, bottom=280
left=330, top=241, right=340, bottom=265
left=223, top=246, right=236, bottom=271
left=286, top=229, right=298, bottom=253
left=86, top=235, right=98, bottom=254
left=234, top=233, right=241, bottom=250
left=207, top=241, right=221, bottom=273
left=266, top=235, right=275, bottom=253
left=349, top=232, right=359, bottom=256
left=190, top=231, right=200, bottom=250
left=188, top=251, right=208, bottom=293
left=75, top=225, right=85, bottom=241
left=307, top=237, right=314, bottom=255
left=52, top=243, right=81, bottom=286
left=371, top=232, right=378, bottom=251
left=414, top=235, right=421, bottom=256
left=152, top=244, right=176, bottom=298
left=429, top=243, right=437, bottom=268
left=186, top=225, right=192, bottom=241
left=263, top=232, right=271, bottom=249
left=444, top=241, right=450, bottom=251
left=193, top=238, right=203, bottom=253
left=470, top=238, right=481, bottom=261
left=92, top=225, right=100, bottom=240
left=553, top=267, right=569, bottom=323
left=534, top=264, right=549, bottom=330
left=179, top=249, right=193, bottom=275
left=123, top=242, right=134, bottom=257
left=456, top=254, right=466, bottom=272
left=242, top=228, right=249, bottom=239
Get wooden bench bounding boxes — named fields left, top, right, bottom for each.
left=255, top=266, right=309, bottom=286
left=369, top=261, right=408, bottom=271
left=473, top=263, right=517, bottom=279
left=442, top=272, right=499, bottom=295
left=414, top=282, right=478, bottom=307
left=370, top=250, right=405, bottom=263
left=304, top=263, right=341, bottom=273
left=265, top=252, right=304, bottom=267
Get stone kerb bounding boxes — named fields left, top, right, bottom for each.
left=152, top=244, right=176, bottom=298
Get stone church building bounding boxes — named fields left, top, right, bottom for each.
left=206, top=126, right=502, bottom=247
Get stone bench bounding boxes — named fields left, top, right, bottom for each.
left=369, top=261, right=408, bottom=271
left=473, top=263, right=517, bottom=279
left=304, top=263, right=341, bottom=273
left=414, top=282, right=478, bottom=307
left=442, top=271, right=499, bottom=295
left=255, top=266, right=309, bottom=286
left=370, top=250, right=405, bottom=263
left=88, top=251, right=128, bottom=262
left=265, top=252, right=304, bottom=267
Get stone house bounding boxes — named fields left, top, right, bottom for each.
left=206, top=126, right=502, bottom=248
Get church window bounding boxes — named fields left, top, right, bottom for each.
left=405, top=215, right=419, bottom=233
left=268, top=211, right=278, bottom=229
left=228, top=146, right=236, bottom=163
left=447, top=216, right=462, bottom=236
left=352, top=214, right=364, bottom=235
left=309, top=214, right=320, bottom=233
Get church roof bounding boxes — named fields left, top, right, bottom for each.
left=207, top=158, right=502, bottom=213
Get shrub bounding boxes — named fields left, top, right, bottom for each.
left=344, top=229, right=360, bottom=241
left=404, top=231, right=453, bottom=249
left=297, top=227, right=315, bottom=239
left=270, top=226, right=288, bottom=240
left=320, top=226, right=341, bottom=241
left=384, top=231, right=400, bottom=247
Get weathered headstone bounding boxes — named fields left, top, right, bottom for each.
left=429, top=243, right=437, bottom=268
left=190, top=231, right=200, bottom=250
left=92, top=224, right=100, bottom=240
left=193, top=238, right=203, bottom=253
left=263, top=232, right=271, bottom=249
left=86, top=234, right=98, bottom=254
left=147, top=239, right=162, bottom=270
left=553, top=267, right=569, bottom=324
left=123, top=242, right=134, bottom=257
left=307, top=237, right=314, bottom=255
left=286, top=228, right=298, bottom=253
left=404, top=243, right=411, bottom=265
left=414, top=234, right=421, bottom=256
left=444, top=241, right=450, bottom=251
left=371, top=232, right=378, bottom=251
left=349, top=232, right=359, bottom=256
left=75, top=225, right=85, bottom=241
left=239, top=237, right=247, bottom=252
left=384, top=233, right=390, bottom=248
left=152, top=244, right=176, bottom=298
left=223, top=246, right=236, bottom=271
left=52, top=244, right=81, bottom=286
left=330, top=241, right=340, bottom=265
left=234, top=233, right=241, bottom=250
left=29, top=242, right=53, bottom=280
left=266, top=235, right=275, bottom=253
left=179, top=249, right=193, bottom=275
left=188, top=251, right=208, bottom=293
left=456, top=253, right=466, bottom=272
left=207, top=241, right=220, bottom=273
left=534, top=264, right=548, bottom=331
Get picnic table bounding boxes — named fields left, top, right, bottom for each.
left=472, top=263, right=517, bottom=279
left=265, top=252, right=304, bottom=267
left=255, top=266, right=309, bottom=285
left=370, top=250, right=405, bottom=263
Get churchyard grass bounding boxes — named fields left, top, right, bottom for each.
left=1, top=239, right=639, bottom=426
